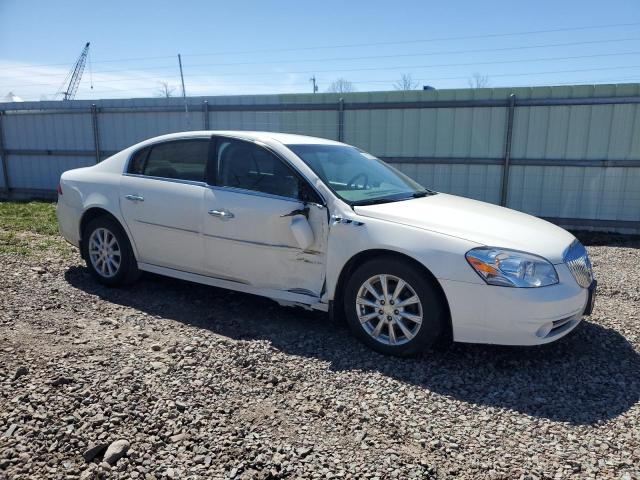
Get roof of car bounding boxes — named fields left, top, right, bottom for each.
left=144, top=130, right=345, bottom=146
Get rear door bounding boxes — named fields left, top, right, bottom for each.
left=202, top=137, right=328, bottom=297
left=119, top=138, right=211, bottom=273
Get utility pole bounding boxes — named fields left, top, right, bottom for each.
left=178, top=54, right=191, bottom=129
left=310, top=76, right=318, bottom=93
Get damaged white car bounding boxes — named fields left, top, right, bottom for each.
left=57, top=131, right=596, bottom=356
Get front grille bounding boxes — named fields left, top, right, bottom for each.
left=563, top=240, right=594, bottom=288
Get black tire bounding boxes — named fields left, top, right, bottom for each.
left=343, top=257, right=447, bottom=357
left=81, top=215, right=140, bottom=287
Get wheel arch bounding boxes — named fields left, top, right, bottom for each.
left=79, top=207, right=137, bottom=260
left=331, top=249, right=452, bottom=341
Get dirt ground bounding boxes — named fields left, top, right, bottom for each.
left=1, top=202, right=639, bottom=479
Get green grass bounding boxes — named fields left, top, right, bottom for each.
left=0, top=201, right=59, bottom=235
left=0, top=201, right=72, bottom=257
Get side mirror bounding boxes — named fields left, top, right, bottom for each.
left=289, top=216, right=315, bottom=250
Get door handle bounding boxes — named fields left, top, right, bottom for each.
left=208, top=209, right=235, bottom=220
left=125, top=194, right=144, bottom=202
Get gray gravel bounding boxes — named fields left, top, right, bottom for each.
left=1, top=237, right=639, bottom=479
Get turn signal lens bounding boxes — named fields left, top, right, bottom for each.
left=57, top=183, right=63, bottom=196
left=467, top=256, right=499, bottom=275
left=466, top=247, right=558, bottom=288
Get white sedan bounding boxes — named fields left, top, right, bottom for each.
left=57, top=131, right=596, bottom=356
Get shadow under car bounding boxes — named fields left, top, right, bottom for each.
left=65, top=265, right=640, bottom=426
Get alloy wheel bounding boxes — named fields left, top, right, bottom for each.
left=355, top=274, right=423, bottom=346
left=88, top=227, right=121, bottom=278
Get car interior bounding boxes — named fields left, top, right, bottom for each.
left=217, top=141, right=299, bottom=199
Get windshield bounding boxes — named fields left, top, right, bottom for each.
left=288, top=144, right=433, bottom=205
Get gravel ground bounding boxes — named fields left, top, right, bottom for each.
left=1, top=229, right=639, bottom=479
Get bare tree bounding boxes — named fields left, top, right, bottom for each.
left=394, top=73, right=419, bottom=91
left=156, top=81, right=177, bottom=98
left=326, top=78, right=356, bottom=94
left=468, top=73, right=490, bottom=89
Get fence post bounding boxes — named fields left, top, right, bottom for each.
left=0, top=111, right=9, bottom=195
left=203, top=100, right=210, bottom=130
left=90, top=104, right=101, bottom=164
left=337, top=98, right=345, bottom=142
left=500, top=94, right=516, bottom=206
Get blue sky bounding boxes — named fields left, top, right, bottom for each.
left=0, top=0, right=639, bottom=100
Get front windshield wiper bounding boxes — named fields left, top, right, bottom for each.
left=353, top=190, right=437, bottom=206
left=353, top=197, right=407, bottom=206
left=412, top=189, right=437, bottom=198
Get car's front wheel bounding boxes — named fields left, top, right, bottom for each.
left=81, top=216, right=139, bottom=286
left=344, top=258, right=447, bottom=357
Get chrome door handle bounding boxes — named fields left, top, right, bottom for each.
left=208, top=209, right=235, bottom=220
left=125, top=194, right=144, bottom=202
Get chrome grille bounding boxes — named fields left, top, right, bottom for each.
left=563, top=240, right=594, bottom=288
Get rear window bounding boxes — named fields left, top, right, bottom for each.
left=128, top=147, right=149, bottom=175
left=129, top=140, right=210, bottom=182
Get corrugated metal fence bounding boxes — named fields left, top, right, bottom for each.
left=1, top=84, right=639, bottom=233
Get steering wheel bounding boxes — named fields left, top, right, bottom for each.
left=347, top=173, right=369, bottom=190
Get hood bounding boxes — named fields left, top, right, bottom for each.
left=354, top=193, right=575, bottom=264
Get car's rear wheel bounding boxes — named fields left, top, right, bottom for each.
left=81, top=216, right=139, bottom=286
left=344, top=258, right=447, bottom=357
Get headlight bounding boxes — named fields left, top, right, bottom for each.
left=465, top=247, right=558, bottom=287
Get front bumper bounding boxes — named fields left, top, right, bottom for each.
left=440, top=263, right=591, bottom=346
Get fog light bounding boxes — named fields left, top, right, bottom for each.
left=536, top=322, right=553, bottom=338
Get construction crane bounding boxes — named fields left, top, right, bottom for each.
left=56, top=42, right=90, bottom=101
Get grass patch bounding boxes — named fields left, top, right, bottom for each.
left=0, top=230, right=31, bottom=256
left=0, top=201, right=59, bottom=235
left=0, top=201, right=73, bottom=258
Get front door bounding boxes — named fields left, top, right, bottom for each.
left=119, top=138, right=210, bottom=273
left=202, top=137, right=327, bottom=297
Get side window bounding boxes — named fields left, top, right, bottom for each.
left=216, top=139, right=302, bottom=200
left=128, top=147, right=149, bottom=175
left=142, top=140, right=209, bottom=182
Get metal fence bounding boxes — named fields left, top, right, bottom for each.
left=1, top=83, right=639, bottom=233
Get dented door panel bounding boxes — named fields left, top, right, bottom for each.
left=202, top=187, right=327, bottom=296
